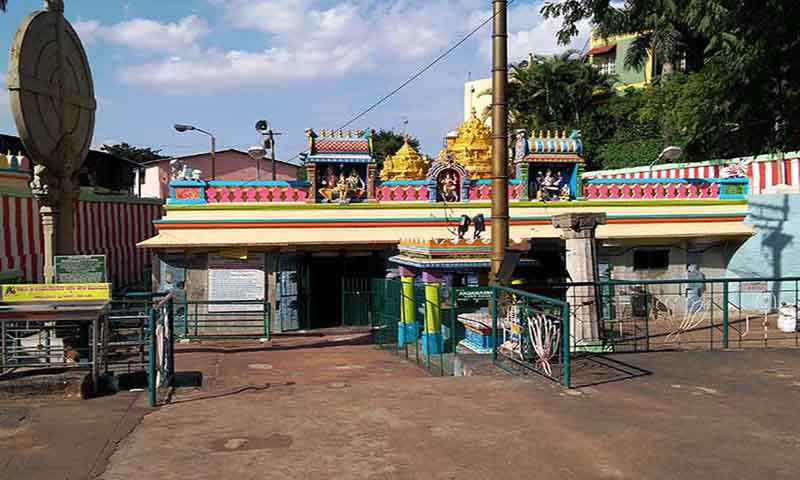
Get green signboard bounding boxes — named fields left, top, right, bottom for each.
left=54, top=255, right=107, bottom=284
left=454, top=286, right=493, bottom=305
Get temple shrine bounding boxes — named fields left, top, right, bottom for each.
left=302, top=129, right=375, bottom=203
left=380, top=138, right=429, bottom=180
left=514, top=129, right=585, bottom=201
left=444, top=108, right=493, bottom=179
left=143, top=118, right=752, bottom=333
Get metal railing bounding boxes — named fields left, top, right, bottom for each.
left=555, top=276, right=800, bottom=352
left=149, top=293, right=175, bottom=407
left=491, top=285, right=572, bottom=387
left=176, top=300, right=271, bottom=341
left=370, top=279, right=462, bottom=377
left=0, top=318, right=107, bottom=376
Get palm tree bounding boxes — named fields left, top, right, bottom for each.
left=484, top=51, right=614, bottom=133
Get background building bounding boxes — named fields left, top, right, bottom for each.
left=141, top=149, right=301, bottom=199
left=463, top=78, right=492, bottom=126
left=586, top=32, right=656, bottom=90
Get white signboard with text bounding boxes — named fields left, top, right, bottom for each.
left=207, top=253, right=265, bottom=312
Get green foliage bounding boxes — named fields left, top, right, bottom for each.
left=100, top=143, right=165, bottom=164
left=371, top=129, right=422, bottom=171
left=505, top=51, right=614, bottom=132
left=540, top=0, right=800, bottom=164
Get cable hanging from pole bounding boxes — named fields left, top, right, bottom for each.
left=281, top=0, right=517, bottom=166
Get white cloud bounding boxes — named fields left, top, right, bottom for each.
left=86, top=0, right=588, bottom=91
left=480, top=2, right=591, bottom=63
left=118, top=1, right=479, bottom=90
left=74, top=15, right=209, bottom=54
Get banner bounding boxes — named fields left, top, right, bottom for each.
left=0, top=283, right=111, bottom=302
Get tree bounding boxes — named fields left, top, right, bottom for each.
left=542, top=0, right=800, bottom=160
left=371, top=130, right=422, bottom=172
left=100, top=143, right=165, bottom=165
left=542, top=0, right=709, bottom=74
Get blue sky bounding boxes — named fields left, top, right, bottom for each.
left=0, top=0, right=587, bottom=162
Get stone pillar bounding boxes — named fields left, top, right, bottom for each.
left=40, top=206, right=57, bottom=283
left=421, top=271, right=442, bottom=355
left=30, top=166, right=80, bottom=283
left=398, top=266, right=418, bottom=345
left=552, top=212, right=607, bottom=348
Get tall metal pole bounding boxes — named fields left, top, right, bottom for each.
left=210, top=135, right=216, bottom=181
left=490, top=0, right=509, bottom=284
left=270, top=131, right=277, bottom=181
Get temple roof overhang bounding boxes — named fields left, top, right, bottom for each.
left=139, top=202, right=751, bottom=248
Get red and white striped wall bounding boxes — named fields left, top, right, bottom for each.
left=747, top=156, right=800, bottom=195
left=583, top=151, right=800, bottom=195
left=0, top=192, right=161, bottom=286
left=586, top=164, right=723, bottom=179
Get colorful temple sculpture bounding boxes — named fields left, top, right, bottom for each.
left=445, top=108, right=493, bottom=180
left=302, top=129, right=375, bottom=203
left=514, top=129, right=585, bottom=201
left=389, top=237, right=535, bottom=354
left=427, top=150, right=471, bottom=202
left=380, top=137, right=429, bottom=180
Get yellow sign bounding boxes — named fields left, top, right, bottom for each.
left=220, top=247, right=248, bottom=260
left=0, top=283, right=111, bottom=303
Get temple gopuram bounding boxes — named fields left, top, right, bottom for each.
left=380, top=137, right=429, bottom=180
left=444, top=108, right=493, bottom=180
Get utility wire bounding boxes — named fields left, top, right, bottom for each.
left=281, top=0, right=515, bottom=166
left=337, top=0, right=516, bottom=131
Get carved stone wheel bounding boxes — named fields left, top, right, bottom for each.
left=8, top=8, right=96, bottom=172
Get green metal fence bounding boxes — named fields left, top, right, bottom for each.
left=557, top=276, right=800, bottom=353
left=369, top=279, right=462, bottom=377
left=176, top=300, right=271, bottom=341
left=491, top=285, right=572, bottom=387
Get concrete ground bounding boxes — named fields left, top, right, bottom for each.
left=0, top=391, right=146, bottom=479
left=98, top=341, right=800, bottom=480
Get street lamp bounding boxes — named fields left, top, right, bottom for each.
left=174, top=123, right=216, bottom=180
left=649, top=146, right=684, bottom=171
left=255, top=120, right=279, bottom=181
left=247, top=146, right=266, bottom=180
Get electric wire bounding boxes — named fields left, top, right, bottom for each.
left=280, top=0, right=516, bottom=167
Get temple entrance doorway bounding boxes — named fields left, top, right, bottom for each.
left=523, top=238, right=569, bottom=298
left=303, top=251, right=387, bottom=329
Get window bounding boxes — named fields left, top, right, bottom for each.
left=633, top=250, right=670, bottom=271
left=599, top=60, right=616, bottom=76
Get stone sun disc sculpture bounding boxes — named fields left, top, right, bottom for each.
left=8, top=2, right=96, bottom=177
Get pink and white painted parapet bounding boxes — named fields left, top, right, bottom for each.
left=582, top=150, right=800, bottom=197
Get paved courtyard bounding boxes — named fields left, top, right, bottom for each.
left=2, top=334, right=800, bottom=479
left=106, top=343, right=800, bottom=480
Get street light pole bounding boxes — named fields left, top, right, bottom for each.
left=174, top=124, right=217, bottom=180
left=270, top=131, right=276, bottom=181
left=490, top=0, right=509, bottom=285
left=209, top=133, right=216, bottom=181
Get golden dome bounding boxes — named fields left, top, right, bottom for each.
left=380, top=138, right=429, bottom=180
left=446, top=109, right=492, bottom=179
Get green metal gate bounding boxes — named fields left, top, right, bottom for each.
left=342, top=277, right=373, bottom=326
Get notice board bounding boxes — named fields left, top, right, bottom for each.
left=207, top=253, right=265, bottom=312
left=54, top=255, right=107, bottom=284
